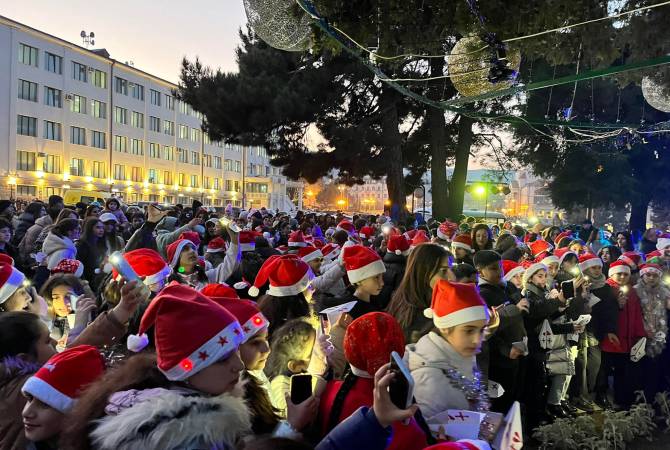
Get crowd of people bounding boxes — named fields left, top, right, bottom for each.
left=1, top=195, right=669, bottom=450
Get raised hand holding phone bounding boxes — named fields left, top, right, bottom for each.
left=374, top=362, right=418, bottom=428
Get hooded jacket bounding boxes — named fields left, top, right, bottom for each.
left=90, top=389, right=252, bottom=450
left=41, top=232, right=77, bottom=269
left=11, top=211, right=38, bottom=247
left=18, top=215, right=53, bottom=262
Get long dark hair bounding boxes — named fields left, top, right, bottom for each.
left=471, top=223, right=493, bottom=251
left=327, top=368, right=358, bottom=431
left=258, top=293, right=310, bottom=337
left=0, top=311, right=43, bottom=358
left=244, top=371, right=282, bottom=434
left=52, top=218, right=80, bottom=239
left=80, top=217, right=105, bottom=247
left=386, top=244, right=450, bottom=331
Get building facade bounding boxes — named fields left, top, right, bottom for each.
left=0, top=16, right=301, bottom=210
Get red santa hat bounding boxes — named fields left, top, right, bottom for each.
left=646, top=250, right=662, bottom=261
left=112, top=248, right=172, bottom=286
left=502, top=260, right=524, bottom=282
left=312, top=237, right=325, bottom=249
left=248, top=255, right=313, bottom=297
left=424, top=440, right=491, bottom=450
left=336, top=220, right=356, bottom=236
left=179, top=231, right=201, bottom=248
left=403, top=229, right=418, bottom=241
left=344, top=312, right=405, bottom=378
left=206, top=237, right=227, bottom=254
left=619, top=251, right=643, bottom=269
left=554, top=247, right=578, bottom=266
left=321, top=243, right=341, bottom=262
left=657, top=233, right=670, bottom=251
left=640, top=263, right=663, bottom=277
left=200, top=283, right=239, bottom=299
left=288, top=230, right=308, bottom=248
left=437, top=221, right=458, bottom=241
left=126, top=283, right=243, bottom=381
left=0, top=263, right=25, bottom=305
left=359, top=226, right=375, bottom=240
left=554, top=231, right=573, bottom=247
left=451, top=234, right=473, bottom=253
left=342, top=245, right=386, bottom=284
left=239, top=231, right=258, bottom=252
left=51, top=259, right=84, bottom=278
left=166, top=239, right=197, bottom=268
left=579, top=254, right=603, bottom=272
left=529, top=240, right=553, bottom=258
left=540, top=254, right=559, bottom=266
left=0, top=254, right=14, bottom=266
left=21, top=345, right=105, bottom=413
left=298, top=246, right=324, bottom=264
left=424, top=280, right=489, bottom=329
left=608, top=260, right=631, bottom=278
left=208, top=297, right=269, bottom=343
left=410, top=230, right=430, bottom=248
left=522, top=261, right=548, bottom=286
left=387, top=234, right=410, bottom=256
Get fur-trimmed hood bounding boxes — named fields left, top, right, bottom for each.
left=90, top=389, right=252, bottom=450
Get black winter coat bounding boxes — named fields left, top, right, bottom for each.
left=589, top=284, right=620, bottom=341
left=371, top=253, right=406, bottom=310
left=523, top=283, right=561, bottom=354
left=478, top=281, right=526, bottom=367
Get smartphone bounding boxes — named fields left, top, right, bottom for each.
left=69, top=294, right=79, bottom=312
left=389, top=351, right=415, bottom=410
left=318, top=314, right=330, bottom=335
left=108, top=252, right=141, bottom=282
left=220, top=217, right=241, bottom=233
left=561, top=280, right=575, bottom=299
left=290, top=374, right=313, bottom=404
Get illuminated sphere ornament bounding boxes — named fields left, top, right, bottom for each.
left=243, top=0, right=312, bottom=52
left=642, top=75, right=670, bottom=113
left=447, top=35, right=521, bottom=97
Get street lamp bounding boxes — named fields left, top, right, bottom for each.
left=7, top=176, right=17, bottom=200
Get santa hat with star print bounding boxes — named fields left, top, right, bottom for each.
left=21, top=345, right=105, bottom=413
left=657, top=233, right=670, bottom=251
left=51, top=259, right=84, bottom=278
left=248, top=254, right=314, bottom=297
left=298, top=246, right=324, bottom=264
left=410, top=230, right=430, bottom=248
left=112, top=248, right=172, bottom=286
left=640, top=263, right=663, bottom=277
left=208, top=297, right=269, bottom=343
left=502, top=260, right=524, bottom=282
left=344, top=312, right=405, bottom=378
left=166, top=239, right=197, bottom=269
left=0, top=263, right=25, bottom=306
left=608, top=260, right=631, bottom=278
left=336, top=220, right=356, bottom=236
left=288, top=230, right=308, bottom=248
left=579, top=254, right=603, bottom=272
left=424, top=280, right=489, bottom=329
left=201, top=283, right=240, bottom=299
left=126, top=283, right=243, bottom=380
left=342, top=245, right=386, bottom=284
left=451, top=234, right=473, bottom=253
left=387, top=234, right=411, bottom=256
left=206, top=237, right=227, bottom=254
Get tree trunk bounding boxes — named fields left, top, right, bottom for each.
left=446, top=115, right=474, bottom=220
left=427, top=58, right=448, bottom=221
left=629, top=197, right=649, bottom=237
left=379, top=85, right=407, bottom=222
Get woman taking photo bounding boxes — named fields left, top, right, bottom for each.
left=76, top=218, right=108, bottom=291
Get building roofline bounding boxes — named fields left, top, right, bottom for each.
left=0, top=14, right=178, bottom=89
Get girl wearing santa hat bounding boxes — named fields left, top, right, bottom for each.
left=406, top=280, right=491, bottom=420
left=60, top=284, right=252, bottom=450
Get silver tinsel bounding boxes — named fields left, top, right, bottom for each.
left=243, top=0, right=312, bottom=52
left=642, top=75, right=670, bottom=113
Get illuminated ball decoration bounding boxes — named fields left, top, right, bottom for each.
left=642, top=75, right=670, bottom=113
left=243, top=0, right=312, bottom=52
left=446, top=35, right=521, bottom=97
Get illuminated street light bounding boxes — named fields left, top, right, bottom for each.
left=474, top=185, right=486, bottom=196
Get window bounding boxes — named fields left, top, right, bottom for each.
left=224, top=159, right=231, bottom=171
left=203, top=134, right=211, bottom=145
left=225, top=180, right=232, bottom=191
left=164, top=171, right=173, bottom=185
left=114, top=107, right=128, bottom=124
left=149, top=116, right=160, bottom=132
left=91, top=161, right=106, bottom=179
left=44, top=86, right=62, bottom=108
left=150, top=89, right=161, bottom=106
left=178, top=148, right=188, bottom=163
left=190, top=128, right=201, bottom=142
left=130, top=83, right=144, bottom=101
left=131, top=167, right=143, bottom=182
left=17, top=115, right=37, bottom=136
left=203, top=154, right=212, bottom=168
left=149, top=143, right=160, bottom=159
left=178, top=173, right=186, bottom=186
left=114, top=135, right=128, bottom=152
left=234, top=161, right=241, bottom=173
left=70, top=126, right=86, bottom=145
left=72, top=61, right=87, bottom=82
left=17, top=151, right=36, bottom=171
left=179, top=101, right=188, bottom=115
left=131, top=111, right=144, bottom=128
left=18, top=79, right=38, bottom=102
left=190, top=175, right=199, bottom=188
left=163, top=146, right=175, bottom=161
left=178, top=124, right=189, bottom=139
left=115, top=77, right=128, bottom=95
left=43, top=154, right=61, bottom=174
left=91, top=131, right=106, bottom=149
left=70, top=94, right=86, bottom=114
left=148, top=169, right=157, bottom=183
left=234, top=180, right=240, bottom=192
left=163, top=120, right=174, bottom=136
left=113, top=164, right=125, bottom=180
left=203, top=176, right=211, bottom=189
left=191, top=151, right=200, bottom=166
left=130, top=139, right=143, bottom=156
left=70, top=158, right=85, bottom=176
left=214, top=156, right=222, bottom=169
left=91, top=69, right=107, bottom=88
left=214, top=178, right=220, bottom=190
left=164, top=94, right=174, bottom=110
left=18, top=43, right=38, bottom=66
left=17, top=185, right=37, bottom=197
left=91, top=100, right=106, bottom=118
left=43, top=121, right=62, bottom=141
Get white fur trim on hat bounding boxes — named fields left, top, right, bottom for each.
left=347, top=259, right=386, bottom=284
left=657, top=238, right=670, bottom=251
left=431, top=305, right=489, bottom=329
left=267, top=270, right=314, bottom=297
left=437, top=228, right=449, bottom=241
left=608, top=264, right=631, bottom=278
left=127, top=333, right=149, bottom=352
left=21, top=376, right=74, bottom=413
left=640, top=265, right=663, bottom=276
left=240, top=242, right=255, bottom=252
left=288, top=241, right=307, bottom=248
left=169, top=240, right=196, bottom=268
left=579, top=257, right=603, bottom=273
left=541, top=255, right=559, bottom=266
left=301, top=249, right=324, bottom=264
left=451, top=241, right=473, bottom=253
left=349, top=364, right=373, bottom=378
left=206, top=247, right=225, bottom=254
left=0, top=267, right=25, bottom=304
left=522, top=262, right=548, bottom=286
left=503, top=266, right=525, bottom=282
left=143, top=266, right=173, bottom=286
left=388, top=248, right=410, bottom=257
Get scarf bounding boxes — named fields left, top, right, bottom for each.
left=588, top=273, right=607, bottom=290
left=635, top=281, right=669, bottom=357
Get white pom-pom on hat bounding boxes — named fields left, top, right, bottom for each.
left=248, top=286, right=260, bottom=297
left=127, top=333, right=149, bottom=352
left=395, top=249, right=402, bottom=255
left=424, top=308, right=434, bottom=319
